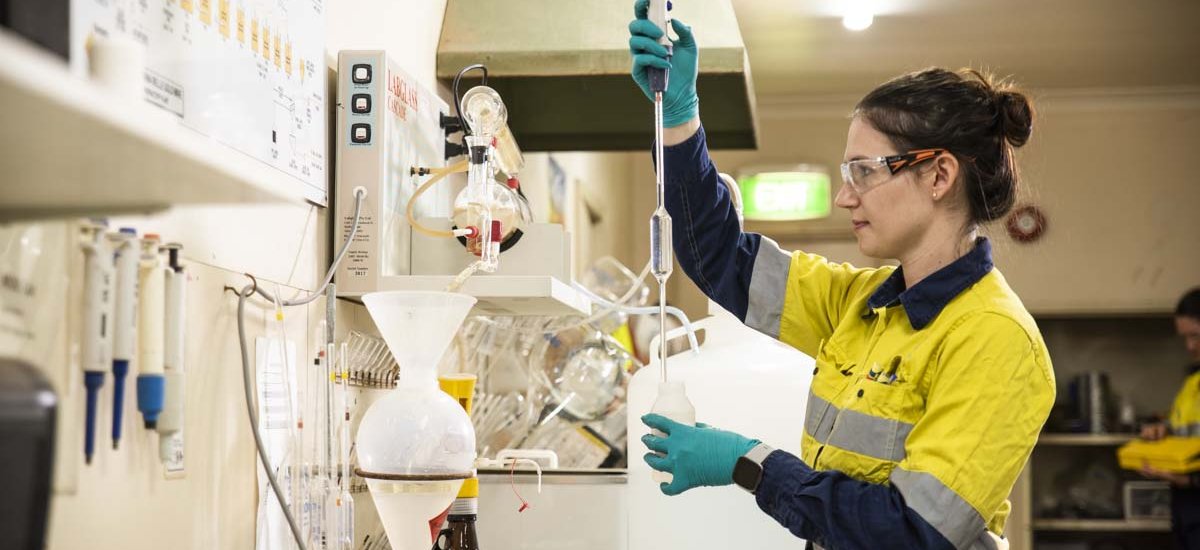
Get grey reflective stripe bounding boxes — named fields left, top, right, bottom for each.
left=969, top=533, right=1000, bottom=550
left=825, top=409, right=913, bottom=462
left=805, top=393, right=837, bottom=443
left=805, top=393, right=912, bottom=462
left=745, top=236, right=791, bottom=338
left=890, top=468, right=987, bottom=550
left=1170, top=423, right=1200, bottom=436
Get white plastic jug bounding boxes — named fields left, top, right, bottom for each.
left=627, top=301, right=814, bottom=549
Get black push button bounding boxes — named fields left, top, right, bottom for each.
left=352, top=93, right=372, bottom=114
left=351, top=123, right=371, bottom=143
left=351, top=63, right=372, bottom=84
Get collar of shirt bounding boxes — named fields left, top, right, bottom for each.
left=863, top=237, right=995, bottom=330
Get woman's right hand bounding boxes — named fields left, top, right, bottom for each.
left=1141, top=422, right=1168, bottom=441
left=628, top=0, right=699, bottom=128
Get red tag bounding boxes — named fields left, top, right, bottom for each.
left=429, top=507, right=451, bottom=541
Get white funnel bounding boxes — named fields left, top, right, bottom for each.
left=358, top=291, right=478, bottom=549
left=363, top=291, right=476, bottom=389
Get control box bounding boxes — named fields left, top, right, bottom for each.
left=333, top=51, right=586, bottom=316
left=334, top=50, right=453, bottom=294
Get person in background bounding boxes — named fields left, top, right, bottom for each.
left=1139, top=287, right=1200, bottom=549
left=627, top=1, right=1055, bottom=549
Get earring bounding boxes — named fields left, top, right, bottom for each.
left=932, top=192, right=938, bottom=199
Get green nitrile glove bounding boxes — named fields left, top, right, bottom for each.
left=628, top=0, right=699, bottom=128
left=641, top=413, right=760, bottom=496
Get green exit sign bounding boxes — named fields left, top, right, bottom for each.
left=737, top=170, right=832, bottom=221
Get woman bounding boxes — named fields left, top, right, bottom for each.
left=627, top=2, right=1055, bottom=549
left=1138, top=288, right=1200, bottom=549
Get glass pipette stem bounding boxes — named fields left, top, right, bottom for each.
left=655, top=92, right=665, bottom=211
left=659, top=285, right=668, bottom=383
left=325, top=343, right=336, bottom=486
left=653, top=91, right=671, bottom=383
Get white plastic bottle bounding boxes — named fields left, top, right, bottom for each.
left=649, top=380, right=696, bottom=484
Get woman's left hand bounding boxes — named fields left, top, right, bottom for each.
left=641, top=414, right=759, bottom=495
left=1140, top=462, right=1193, bottom=487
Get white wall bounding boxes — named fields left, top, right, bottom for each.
left=522, top=151, right=640, bottom=278
left=41, top=2, right=450, bottom=549
left=653, top=87, right=1200, bottom=320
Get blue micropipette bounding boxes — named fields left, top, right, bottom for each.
left=80, top=220, right=114, bottom=463
left=136, top=234, right=166, bottom=429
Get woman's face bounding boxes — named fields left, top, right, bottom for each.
left=836, top=117, right=936, bottom=260
left=1177, top=315, right=1200, bottom=362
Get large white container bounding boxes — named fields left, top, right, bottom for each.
left=476, top=468, right=628, bottom=549
left=627, top=302, right=814, bottom=549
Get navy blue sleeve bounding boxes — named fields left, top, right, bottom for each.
left=754, top=451, right=955, bottom=550
left=656, top=124, right=762, bottom=320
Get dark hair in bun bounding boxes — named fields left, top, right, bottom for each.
left=854, top=67, right=1035, bottom=224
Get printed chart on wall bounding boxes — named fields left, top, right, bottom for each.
left=70, top=0, right=328, bottom=205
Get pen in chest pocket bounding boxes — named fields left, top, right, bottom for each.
left=880, top=356, right=902, bottom=384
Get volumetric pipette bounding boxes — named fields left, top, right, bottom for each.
left=326, top=342, right=340, bottom=536
left=80, top=220, right=114, bottom=464
left=337, top=342, right=354, bottom=550
left=648, top=0, right=673, bottom=383
left=110, top=227, right=138, bottom=449
left=307, top=335, right=332, bottom=548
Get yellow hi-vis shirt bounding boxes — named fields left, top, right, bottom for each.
left=1169, top=370, right=1200, bottom=436
left=744, top=237, right=1055, bottom=549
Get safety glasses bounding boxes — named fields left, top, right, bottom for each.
left=839, top=148, right=947, bottom=195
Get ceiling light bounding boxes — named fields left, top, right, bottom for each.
left=843, top=11, right=874, bottom=31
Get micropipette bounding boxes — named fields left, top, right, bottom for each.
left=136, top=234, right=166, bottom=431
left=157, top=243, right=186, bottom=465
left=648, top=0, right=673, bottom=383
left=80, top=220, right=114, bottom=464
left=109, top=227, right=138, bottom=449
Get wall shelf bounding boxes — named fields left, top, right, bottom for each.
left=1032, top=518, right=1170, bottom=532
left=344, top=275, right=592, bottom=316
left=1038, top=433, right=1136, bottom=446
left=0, top=29, right=310, bottom=222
